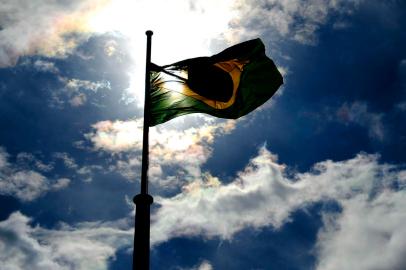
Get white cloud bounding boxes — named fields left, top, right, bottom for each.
left=16, top=152, right=54, bottom=172
left=115, top=156, right=141, bottom=180
left=316, top=191, right=406, bottom=270
left=0, top=147, right=70, bottom=201
left=182, top=260, right=213, bottom=270
left=228, top=0, right=362, bottom=44
left=86, top=118, right=235, bottom=154
left=33, top=60, right=59, bottom=73
left=0, top=0, right=232, bottom=70
left=85, top=118, right=236, bottom=187
left=69, top=93, right=88, bottom=107
left=336, top=102, right=385, bottom=140
left=64, top=78, right=111, bottom=93
left=75, top=165, right=103, bottom=183
left=51, top=77, right=111, bottom=108
left=0, top=211, right=132, bottom=270
left=0, top=0, right=364, bottom=69
left=197, top=261, right=213, bottom=270
left=0, top=170, right=49, bottom=202
left=51, top=152, right=102, bottom=182
left=17, top=56, right=112, bottom=109
left=53, top=152, right=78, bottom=169
left=0, top=147, right=10, bottom=168
left=86, top=119, right=144, bottom=152
left=2, top=146, right=404, bottom=269
left=52, top=178, right=71, bottom=190
left=150, top=146, right=406, bottom=270
left=151, top=148, right=361, bottom=242
left=0, top=0, right=109, bottom=67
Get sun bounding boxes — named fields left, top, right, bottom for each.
left=86, top=0, right=236, bottom=108
left=88, top=0, right=235, bottom=62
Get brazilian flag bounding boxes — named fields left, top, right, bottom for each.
left=149, top=38, right=283, bottom=126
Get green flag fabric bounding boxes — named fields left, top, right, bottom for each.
left=149, top=38, right=283, bottom=126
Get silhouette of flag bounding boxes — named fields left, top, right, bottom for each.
left=149, top=39, right=283, bottom=126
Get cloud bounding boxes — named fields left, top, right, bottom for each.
left=316, top=191, right=406, bottom=270
left=0, top=147, right=70, bottom=201
left=0, top=0, right=110, bottom=67
left=2, top=146, right=404, bottom=269
left=114, top=156, right=142, bottom=181
left=16, top=152, right=54, bottom=172
left=53, top=152, right=78, bottom=169
left=0, top=211, right=132, bottom=270
left=32, top=59, right=60, bottom=73
left=0, top=0, right=364, bottom=69
left=50, top=77, right=111, bottom=108
left=195, top=261, right=213, bottom=270
left=396, top=102, right=406, bottom=111
left=0, top=148, right=9, bottom=168
left=52, top=178, right=71, bottom=190
left=150, top=146, right=406, bottom=270
left=336, top=102, right=384, bottom=140
left=0, top=170, right=50, bottom=202
left=75, top=165, right=104, bottom=183
left=86, top=118, right=235, bottom=154
left=64, top=78, right=111, bottom=93
left=69, top=93, right=88, bottom=107
left=85, top=118, right=236, bottom=187
left=51, top=152, right=101, bottom=182
left=86, top=119, right=144, bottom=152
left=152, top=147, right=372, bottom=242
left=0, top=0, right=235, bottom=69
left=182, top=260, right=213, bottom=270
left=228, top=0, right=362, bottom=44
left=16, top=53, right=112, bottom=110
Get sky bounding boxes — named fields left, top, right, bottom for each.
left=0, top=0, right=405, bottom=269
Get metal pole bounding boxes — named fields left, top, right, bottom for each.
left=133, top=30, right=154, bottom=270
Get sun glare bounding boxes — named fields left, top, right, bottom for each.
left=87, top=0, right=236, bottom=109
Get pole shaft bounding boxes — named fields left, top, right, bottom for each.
left=133, top=194, right=153, bottom=270
left=133, top=30, right=154, bottom=270
left=141, top=30, right=153, bottom=195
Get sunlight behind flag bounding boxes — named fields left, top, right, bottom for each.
left=149, top=39, right=283, bottom=126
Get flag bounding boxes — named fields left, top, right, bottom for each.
left=149, top=38, right=283, bottom=126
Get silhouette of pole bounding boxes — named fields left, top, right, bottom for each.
left=133, top=30, right=154, bottom=270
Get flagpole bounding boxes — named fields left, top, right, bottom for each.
left=133, top=30, right=154, bottom=270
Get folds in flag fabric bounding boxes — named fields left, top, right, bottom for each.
left=149, top=38, right=283, bottom=126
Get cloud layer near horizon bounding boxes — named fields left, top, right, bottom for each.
left=151, top=147, right=406, bottom=270
left=1, top=148, right=405, bottom=269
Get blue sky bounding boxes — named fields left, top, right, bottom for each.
left=0, top=0, right=405, bottom=269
